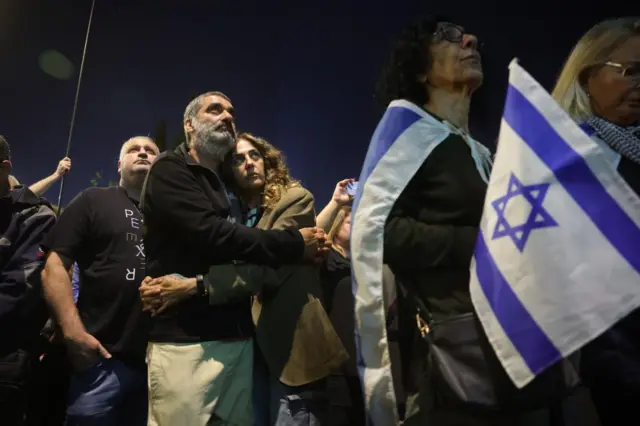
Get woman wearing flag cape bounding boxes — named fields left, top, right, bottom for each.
left=552, top=17, right=640, bottom=426
left=351, top=16, right=581, bottom=426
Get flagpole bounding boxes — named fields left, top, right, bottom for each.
left=56, top=0, right=97, bottom=213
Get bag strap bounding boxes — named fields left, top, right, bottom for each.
left=395, top=278, right=434, bottom=338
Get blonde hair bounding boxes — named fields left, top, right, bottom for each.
left=327, top=206, right=351, bottom=245
left=551, top=17, right=640, bottom=122
left=8, top=175, right=19, bottom=187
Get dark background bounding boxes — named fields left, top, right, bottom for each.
left=1, top=1, right=635, bottom=206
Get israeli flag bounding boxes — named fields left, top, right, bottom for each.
left=470, top=59, right=640, bottom=389
left=351, top=99, right=491, bottom=425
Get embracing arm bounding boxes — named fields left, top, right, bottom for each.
left=203, top=188, right=316, bottom=304
left=143, top=157, right=304, bottom=266
left=139, top=188, right=318, bottom=313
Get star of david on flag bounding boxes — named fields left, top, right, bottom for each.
left=491, top=173, right=557, bottom=252
left=470, top=59, right=640, bottom=389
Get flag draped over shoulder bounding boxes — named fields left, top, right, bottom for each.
left=351, top=100, right=458, bottom=426
left=470, top=59, right=640, bottom=389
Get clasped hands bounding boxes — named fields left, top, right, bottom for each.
left=139, top=274, right=196, bottom=316
left=298, top=227, right=331, bottom=264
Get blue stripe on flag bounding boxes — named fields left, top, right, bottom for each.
left=356, top=106, right=422, bottom=187
left=503, top=85, right=640, bottom=275
left=474, top=230, right=562, bottom=374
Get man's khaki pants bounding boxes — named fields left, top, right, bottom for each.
left=146, top=339, right=253, bottom=426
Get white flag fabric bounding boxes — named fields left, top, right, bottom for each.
left=470, top=59, right=640, bottom=389
left=351, top=99, right=491, bottom=425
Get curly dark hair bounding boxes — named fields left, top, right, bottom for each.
left=221, top=132, right=299, bottom=210
left=375, top=15, right=450, bottom=109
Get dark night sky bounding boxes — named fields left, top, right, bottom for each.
left=1, top=1, right=635, bottom=206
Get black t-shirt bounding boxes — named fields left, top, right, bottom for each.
left=42, top=186, right=147, bottom=368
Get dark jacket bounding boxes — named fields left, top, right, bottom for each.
left=383, top=131, right=487, bottom=320
left=141, top=144, right=305, bottom=342
left=0, top=186, right=56, bottom=354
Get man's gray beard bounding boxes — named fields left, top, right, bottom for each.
left=191, top=119, right=235, bottom=163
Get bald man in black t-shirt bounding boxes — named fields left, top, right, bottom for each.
left=41, top=136, right=159, bottom=426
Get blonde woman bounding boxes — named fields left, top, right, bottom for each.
left=318, top=206, right=404, bottom=425
left=318, top=206, right=365, bottom=425
left=552, top=17, right=640, bottom=426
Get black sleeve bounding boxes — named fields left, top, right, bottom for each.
left=384, top=210, right=477, bottom=275
left=143, top=156, right=304, bottom=265
left=383, top=191, right=478, bottom=276
left=383, top=136, right=482, bottom=276
left=41, top=190, right=91, bottom=269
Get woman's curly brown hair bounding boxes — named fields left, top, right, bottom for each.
left=222, top=132, right=299, bottom=210
left=375, top=15, right=449, bottom=109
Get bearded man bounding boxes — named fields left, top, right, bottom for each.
left=141, top=91, right=327, bottom=426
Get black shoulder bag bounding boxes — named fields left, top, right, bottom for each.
left=397, top=280, right=580, bottom=415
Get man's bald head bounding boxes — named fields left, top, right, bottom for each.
left=117, top=136, right=159, bottom=189
left=119, top=136, right=157, bottom=161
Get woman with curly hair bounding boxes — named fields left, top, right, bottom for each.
left=366, top=15, right=591, bottom=426
left=223, top=132, right=302, bottom=225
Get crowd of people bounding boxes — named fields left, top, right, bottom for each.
left=1, top=13, right=639, bottom=426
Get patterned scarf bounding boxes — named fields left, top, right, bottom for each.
left=584, top=116, right=640, bottom=165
